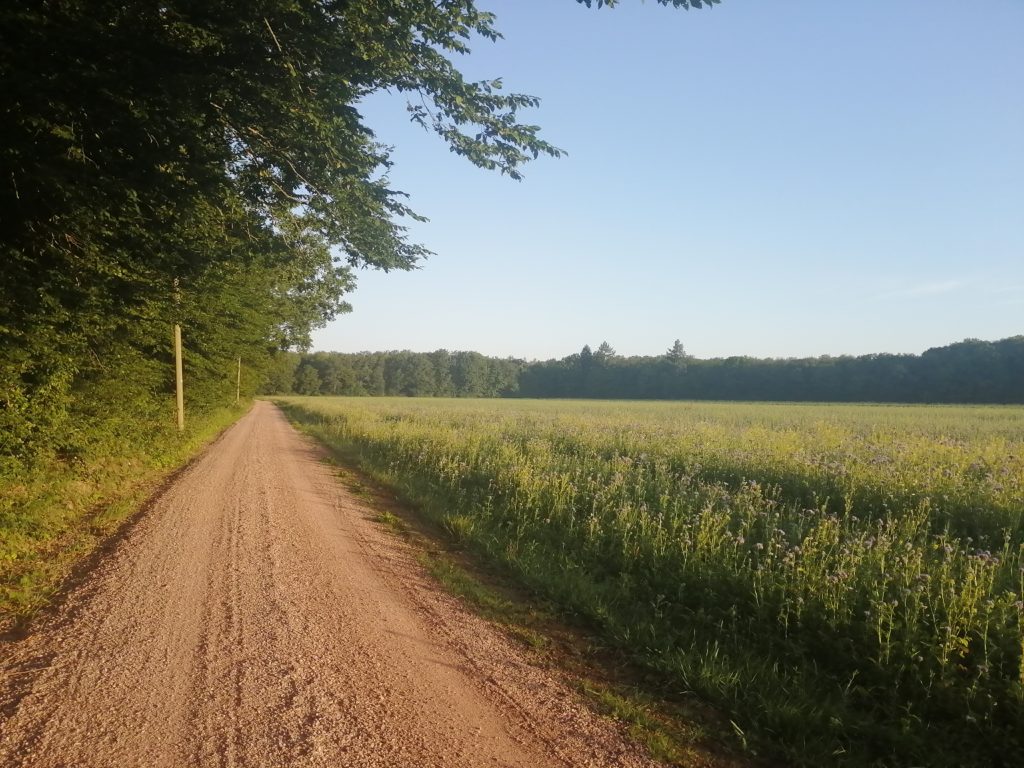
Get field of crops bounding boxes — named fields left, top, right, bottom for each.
left=276, top=397, right=1024, bottom=766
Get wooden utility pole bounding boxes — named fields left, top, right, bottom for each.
left=174, top=324, right=185, bottom=431
left=236, top=357, right=241, bottom=405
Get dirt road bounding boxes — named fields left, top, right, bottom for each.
left=0, top=401, right=660, bottom=768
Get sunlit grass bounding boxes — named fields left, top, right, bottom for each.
left=277, top=396, right=1024, bottom=767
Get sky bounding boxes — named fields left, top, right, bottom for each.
left=311, top=0, right=1024, bottom=362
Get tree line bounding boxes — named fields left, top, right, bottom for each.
left=272, top=336, right=1024, bottom=403
left=267, top=351, right=523, bottom=399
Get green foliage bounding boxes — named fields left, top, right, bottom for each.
left=263, top=352, right=301, bottom=395
left=278, top=396, right=1024, bottom=767
left=0, top=0, right=586, bottom=472
left=267, top=350, right=525, bottom=398
left=294, top=363, right=323, bottom=396
left=518, top=337, right=1024, bottom=403
left=270, top=338, right=1024, bottom=404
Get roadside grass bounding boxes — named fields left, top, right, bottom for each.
left=292, top=413, right=750, bottom=768
left=0, top=404, right=246, bottom=631
left=419, top=544, right=736, bottom=768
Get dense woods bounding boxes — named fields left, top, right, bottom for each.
left=270, top=336, right=1024, bottom=403
left=269, top=350, right=523, bottom=398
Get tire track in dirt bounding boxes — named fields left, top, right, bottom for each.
left=0, top=401, right=662, bottom=768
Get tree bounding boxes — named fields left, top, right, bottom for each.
left=428, top=350, right=455, bottom=396
left=452, top=351, right=491, bottom=397
left=262, top=353, right=300, bottom=395
left=364, top=356, right=387, bottom=397
left=667, top=339, right=688, bottom=360
left=294, top=364, right=322, bottom=396
left=595, top=341, right=617, bottom=360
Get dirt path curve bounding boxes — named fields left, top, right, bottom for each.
left=0, top=401, right=661, bottom=768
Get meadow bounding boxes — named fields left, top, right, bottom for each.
left=276, top=397, right=1024, bottom=766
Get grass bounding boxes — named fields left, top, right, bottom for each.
left=0, top=403, right=246, bottom=629
left=277, top=396, right=1024, bottom=767
left=577, top=680, right=718, bottom=766
left=307, top=438, right=746, bottom=767
left=421, top=546, right=728, bottom=764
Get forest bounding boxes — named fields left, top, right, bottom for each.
left=0, top=0, right=584, bottom=476
left=271, top=335, right=1024, bottom=403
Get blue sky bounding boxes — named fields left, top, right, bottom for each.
left=312, top=0, right=1023, bottom=361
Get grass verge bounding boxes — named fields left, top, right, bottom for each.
left=0, top=403, right=247, bottom=632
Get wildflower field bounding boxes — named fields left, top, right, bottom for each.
left=276, top=397, right=1024, bottom=766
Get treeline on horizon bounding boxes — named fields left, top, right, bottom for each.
left=269, top=336, right=1024, bottom=404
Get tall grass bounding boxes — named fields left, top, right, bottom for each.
left=278, top=397, right=1024, bottom=766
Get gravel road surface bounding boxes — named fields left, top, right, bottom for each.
left=0, top=401, right=660, bottom=768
